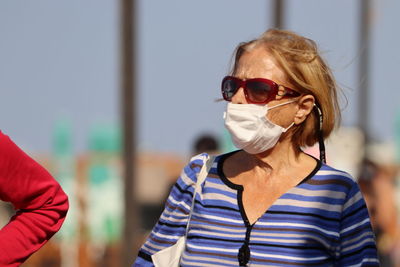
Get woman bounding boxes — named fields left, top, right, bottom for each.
left=134, top=29, right=379, bottom=266
left=0, top=131, right=69, bottom=266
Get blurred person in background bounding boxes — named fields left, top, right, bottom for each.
left=0, top=131, right=69, bottom=266
left=192, top=133, right=220, bottom=156
left=359, top=159, right=400, bottom=266
left=134, top=29, right=378, bottom=266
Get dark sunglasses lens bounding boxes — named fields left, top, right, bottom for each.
left=246, top=80, right=272, bottom=103
left=222, top=78, right=239, bottom=101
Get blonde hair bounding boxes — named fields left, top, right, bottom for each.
left=231, top=29, right=341, bottom=147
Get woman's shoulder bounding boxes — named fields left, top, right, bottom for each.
left=187, top=153, right=211, bottom=171
left=180, top=151, right=230, bottom=182
left=306, top=162, right=359, bottom=192
left=176, top=153, right=212, bottom=188
left=186, top=151, right=229, bottom=170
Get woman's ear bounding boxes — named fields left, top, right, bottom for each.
left=294, top=95, right=315, bottom=125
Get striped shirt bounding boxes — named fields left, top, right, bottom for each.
left=134, top=151, right=379, bottom=266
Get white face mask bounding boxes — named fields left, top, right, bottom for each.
left=224, top=101, right=296, bottom=154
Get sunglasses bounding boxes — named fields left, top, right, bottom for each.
left=221, top=76, right=300, bottom=104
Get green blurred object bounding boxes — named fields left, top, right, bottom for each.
left=87, top=123, right=123, bottom=243
left=89, top=124, right=121, bottom=153
left=53, top=119, right=72, bottom=156
left=89, top=165, right=110, bottom=185
left=105, top=215, right=121, bottom=243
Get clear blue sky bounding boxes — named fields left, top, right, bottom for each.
left=0, top=0, right=398, bottom=157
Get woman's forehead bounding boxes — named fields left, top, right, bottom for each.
left=235, top=47, right=286, bottom=82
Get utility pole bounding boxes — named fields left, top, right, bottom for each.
left=120, top=0, right=139, bottom=266
left=272, top=0, right=285, bottom=29
left=359, top=0, right=371, bottom=143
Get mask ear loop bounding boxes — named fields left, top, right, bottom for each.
left=313, top=103, right=326, bottom=164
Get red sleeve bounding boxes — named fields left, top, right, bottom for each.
left=0, top=132, right=69, bottom=266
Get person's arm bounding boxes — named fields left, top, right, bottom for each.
left=0, top=132, right=69, bottom=266
left=133, top=153, right=208, bottom=266
left=336, top=179, right=379, bottom=266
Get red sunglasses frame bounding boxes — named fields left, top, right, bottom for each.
left=221, top=76, right=300, bottom=104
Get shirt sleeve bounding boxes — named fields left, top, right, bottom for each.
left=133, top=153, right=208, bottom=266
left=0, top=132, right=69, bottom=266
left=336, top=179, right=380, bottom=266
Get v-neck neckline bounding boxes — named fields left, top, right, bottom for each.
left=216, top=150, right=322, bottom=226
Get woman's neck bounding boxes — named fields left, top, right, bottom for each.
left=249, top=137, right=303, bottom=175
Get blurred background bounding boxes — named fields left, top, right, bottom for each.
left=0, top=0, right=399, bottom=266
